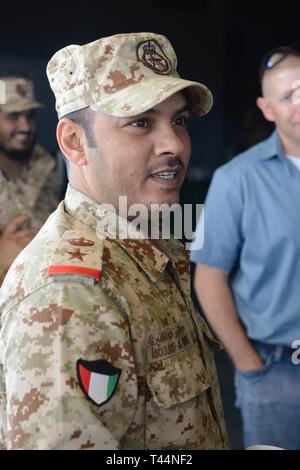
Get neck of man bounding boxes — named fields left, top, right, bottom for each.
left=0, top=149, right=30, bottom=180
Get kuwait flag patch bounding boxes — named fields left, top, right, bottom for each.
left=77, top=359, right=121, bottom=406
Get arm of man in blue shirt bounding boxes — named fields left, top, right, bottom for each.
left=192, top=169, right=263, bottom=372
left=194, top=264, right=263, bottom=371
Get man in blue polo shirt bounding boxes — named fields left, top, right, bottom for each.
left=191, top=44, right=300, bottom=450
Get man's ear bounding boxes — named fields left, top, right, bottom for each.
left=56, top=119, right=87, bottom=166
left=256, top=97, right=275, bottom=123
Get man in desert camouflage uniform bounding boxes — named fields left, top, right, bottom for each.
left=0, top=33, right=229, bottom=450
left=0, top=76, right=60, bottom=285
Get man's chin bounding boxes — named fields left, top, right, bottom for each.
left=0, top=142, right=35, bottom=162
left=151, top=195, right=180, bottom=206
left=146, top=189, right=181, bottom=207
left=5, top=150, right=32, bottom=161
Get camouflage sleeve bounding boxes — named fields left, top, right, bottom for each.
left=0, top=363, right=6, bottom=449
left=1, top=281, right=137, bottom=450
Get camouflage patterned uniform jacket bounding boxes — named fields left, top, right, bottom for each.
left=0, top=185, right=228, bottom=450
left=0, top=144, right=60, bottom=284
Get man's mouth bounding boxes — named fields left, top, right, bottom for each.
left=151, top=171, right=178, bottom=180
left=149, top=166, right=182, bottom=182
left=13, top=133, right=32, bottom=142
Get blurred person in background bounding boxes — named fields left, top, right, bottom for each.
left=0, top=76, right=60, bottom=285
left=191, top=44, right=300, bottom=449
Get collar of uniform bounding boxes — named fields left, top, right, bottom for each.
left=64, top=184, right=170, bottom=282
left=259, top=130, right=286, bottom=162
left=20, top=144, right=56, bottom=210
left=0, top=143, right=55, bottom=182
left=26, top=144, right=55, bottom=183
left=258, top=130, right=299, bottom=179
left=156, top=238, right=191, bottom=292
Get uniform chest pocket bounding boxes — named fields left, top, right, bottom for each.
left=146, top=345, right=211, bottom=409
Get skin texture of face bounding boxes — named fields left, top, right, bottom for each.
left=60, top=92, right=191, bottom=209
left=257, top=54, right=300, bottom=156
left=0, top=109, right=37, bottom=160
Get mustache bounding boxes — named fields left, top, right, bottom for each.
left=148, top=156, right=184, bottom=174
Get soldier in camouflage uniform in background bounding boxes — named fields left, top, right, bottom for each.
left=0, top=76, right=60, bottom=285
left=0, top=33, right=229, bottom=450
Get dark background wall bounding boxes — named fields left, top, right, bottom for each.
left=1, top=0, right=299, bottom=448
left=1, top=0, right=299, bottom=179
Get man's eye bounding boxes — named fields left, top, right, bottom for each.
left=26, top=110, right=36, bottom=120
left=7, top=113, right=18, bottom=121
left=131, top=119, right=148, bottom=128
left=282, top=95, right=293, bottom=103
left=174, top=116, right=188, bottom=126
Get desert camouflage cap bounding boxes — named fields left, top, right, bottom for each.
left=0, top=77, right=44, bottom=113
left=46, top=32, right=213, bottom=119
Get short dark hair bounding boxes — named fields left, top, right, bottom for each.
left=63, top=107, right=97, bottom=147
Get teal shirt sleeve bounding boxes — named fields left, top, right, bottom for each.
left=190, top=167, right=243, bottom=271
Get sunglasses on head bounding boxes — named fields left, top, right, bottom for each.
left=260, top=44, right=300, bottom=80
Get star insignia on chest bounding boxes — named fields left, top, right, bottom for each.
left=67, top=248, right=88, bottom=261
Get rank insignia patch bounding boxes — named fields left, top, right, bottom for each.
left=67, top=237, right=95, bottom=247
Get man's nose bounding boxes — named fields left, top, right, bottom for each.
left=16, top=115, right=32, bottom=132
left=154, top=125, right=186, bottom=157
